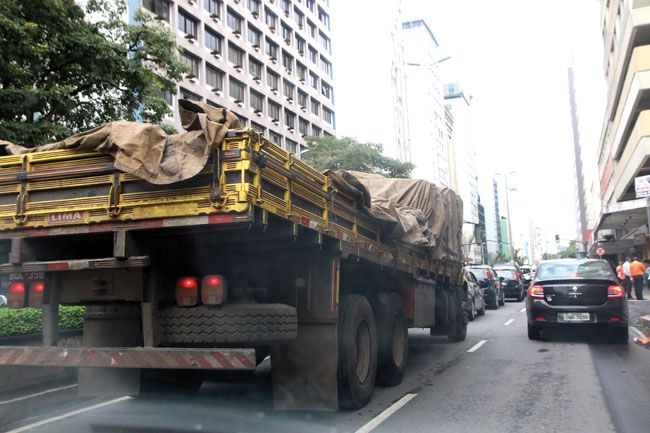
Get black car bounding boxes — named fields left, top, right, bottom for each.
left=526, top=259, right=628, bottom=343
left=467, top=265, right=505, bottom=309
left=463, top=268, right=486, bottom=321
left=494, top=267, right=525, bottom=301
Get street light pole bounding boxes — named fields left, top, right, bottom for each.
left=495, top=171, right=516, bottom=263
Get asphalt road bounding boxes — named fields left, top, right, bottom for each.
left=2, top=300, right=650, bottom=433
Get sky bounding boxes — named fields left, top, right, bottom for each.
left=332, top=0, right=607, bottom=257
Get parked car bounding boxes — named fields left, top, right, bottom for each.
left=520, top=265, right=534, bottom=289
left=464, top=268, right=486, bottom=321
left=494, top=267, right=525, bottom=301
left=466, top=264, right=505, bottom=309
left=526, top=259, right=628, bottom=343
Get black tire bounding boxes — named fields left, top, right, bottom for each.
left=489, top=293, right=499, bottom=309
left=373, top=293, right=408, bottom=387
left=498, top=291, right=505, bottom=306
left=338, top=295, right=378, bottom=410
left=611, top=327, right=629, bottom=344
left=527, top=323, right=541, bottom=340
left=477, top=298, right=486, bottom=316
left=516, top=292, right=523, bottom=302
left=157, top=303, right=297, bottom=344
left=448, top=288, right=467, bottom=342
left=467, top=298, right=476, bottom=321
left=140, top=369, right=203, bottom=395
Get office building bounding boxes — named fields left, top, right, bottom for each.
left=140, top=0, right=336, bottom=154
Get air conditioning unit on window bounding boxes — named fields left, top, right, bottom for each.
left=270, top=26, right=276, bottom=33
left=189, top=77, right=198, bottom=84
left=210, top=13, right=219, bottom=19
left=235, top=100, right=244, bottom=107
left=284, top=11, right=290, bottom=17
left=286, top=97, right=293, bottom=103
left=255, top=109, right=263, bottom=116
left=252, top=11, right=259, bottom=18
left=233, top=30, right=241, bottom=37
left=212, top=89, right=223, bottom=95
left=235, top=66, right=243, bottom=72
left=272, top=119, right=279, bottom=125
left=211, top=50, right=221, bottom=58
left=288, top=127, right=295, bottom=133
left=254, top=77, right=262, bottom=84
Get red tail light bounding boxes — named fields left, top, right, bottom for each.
left=8, top=282, right=26, bottom=308
left=29, top=281, right=45, bottom=308
left=486, top=269, right=492, bottom=279
left=201, top=275, right=227, bottom=305
left=607, top=285, right=624, bottom=299
left=176, top=277, right=198, bottom=306
left=528, top=285, right=544, bottom=299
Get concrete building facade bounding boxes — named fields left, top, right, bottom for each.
left=140, top=0, right=336, bottom=154
left=593, top=0, right=650, bottom=258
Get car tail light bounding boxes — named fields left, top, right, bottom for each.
left=28, top=281, right=45, bottom=308
left=486, top=269, right=492, bottom=279
left=607, top=285, right=624, bottom=299
left=201, top=275, right=227, bottom=305
left=7, top=282, right=26, bottom=308
left=609, top=317, right=621, bottom=321
left=176, top=277, right=198, bottom=306
left=528, top=285, right=544, bottom=299
left=535, top=316, right=545, bottom=321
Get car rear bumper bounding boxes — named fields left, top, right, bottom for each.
left=527, top=298, right=628, bottom=326
left=503, top=287, right=522, bottom=297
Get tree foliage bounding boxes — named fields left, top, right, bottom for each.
left=0, top=306, right=84, bottom=336
left=0, top=0, right=188, bottom=147
left=302, top=136, right=415, bottom=178
left=560, top=242, right=578, bottom=258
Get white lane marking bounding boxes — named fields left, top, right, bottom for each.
left=504, top=319, right=515, bottom=326
left=354, top=393, right=417, bottom=433
left=0, top=384, right=77, bottom=406
left=519, top=307, right=526, bottom=313
left=5, top=396, right=132, bottom=433
left=467, top=339, right=487, bottom=353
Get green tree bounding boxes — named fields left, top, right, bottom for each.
left=560, top=242, right=578, bottom=258
left=0, top=0, right=188, bottom=147
left=302, top=136, right=415, bottom=178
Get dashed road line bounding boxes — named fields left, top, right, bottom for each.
left=467, top=339, right=487, bottom=353
left=519, top=307, right=526, bottom=313
left=5, top=396, right=132, bottom=433
left=355, top=393, right=417, bottom=433
left=0, top=384, right=77, bottom=406
left=504, top=319, right=514, bottom=326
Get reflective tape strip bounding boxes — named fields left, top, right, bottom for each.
left=0, top=347, right=256, bottom=370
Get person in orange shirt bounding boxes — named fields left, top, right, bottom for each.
left=629, top=256, right=646, bottom=300
left=616, top=260, right=625, bottom=282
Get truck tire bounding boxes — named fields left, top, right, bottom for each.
left=373, top=293, right=408, bottom=387
left=447, top=287, right=467, bottom=343
left=338, top=295, right=378, bottom=410
left=157, top=304, right=297, bottom=344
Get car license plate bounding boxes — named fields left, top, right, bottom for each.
left=559, top=312, right=590, bottom=322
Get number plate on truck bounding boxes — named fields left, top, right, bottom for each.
left=8, top=272, right=45, bottom=282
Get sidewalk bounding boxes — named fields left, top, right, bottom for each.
left=629, top=289, right=650, bottom=348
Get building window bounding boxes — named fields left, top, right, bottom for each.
left=308, top=46, right=318, bottom=64
left=293, top=7, right=304, bottom=28
left=323, top=107, right=333, bottom=124
left=229, top=78, right=246, bottom=103
left=204, top=0, right=221, bottom=17
left=281, top=0, right=291, bottom=15
left=247, top=0, right=260, bottom=16
left=250, top=89, right=264, bottom=113
left=205, top=27, right=223, bottom=54
left=317, top=6, right=330, bottom=30
left=285, top=109, right=296, bottom=129
left=180, top=87, right=202, bottom=101
left=297, top=89, right=307, bottom=108
left=249, top=56, right=263, bottom=80
left=267, top=69, right=280, bottom=91
left=265, top=38, right=278, bottom=60
left=307, top=19, right=316, bottom=38
left=295, top=35, right=305, bottom=54
left=283, top=79, right=295, bottom=101
left=227, top=9, right=243, bottom=34
left=143, top=0, right=170, bottom=22
left=265, top=8, right=277, bottom=30
left=206, top=100, right=223, bottom=108
left=248, top=24, right=261, bottom=48
left=178, top=10, right=198, bottom=39
left=236, top=114, right=248, bottom=126
left=206, top=64, right=224, bottom=91
left=251, top=121, right=265, bottom=134
left=296, top=62, right=307, bottom=81
left=311, top=124, right=321, bottom=137
left=268, top=100, right=281, bottom=121
left=282, top=50, right=294, bottom=72
left=282, top=22, right=292, bottom=44
left=160, top=89, right=173, bottom=106
left=286, top=139, right=298, bottom=154
left=321, top=82, right=332, bottom=100
left=306, top=0, right=315, bottom=12
left=228, top=43, right=244, bottom=68
left=269, top=131, right=282, bottom=147
left=180, top=51, right=200, bottom=78
left=320, top=56, right=331, bottom=76
left=309, top=72, right=318, bottom=89
left=310, top=98, right=320, bottom=116
left=299, top=117, right=309, bottom=136
left=319, top=32, right=331, bottom=53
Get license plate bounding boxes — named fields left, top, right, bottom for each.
left=559, top=312, right=590, bottom=322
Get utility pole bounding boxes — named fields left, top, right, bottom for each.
left=503, top=172, right=516, bottom=263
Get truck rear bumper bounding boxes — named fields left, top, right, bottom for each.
left=0, top=346, right=256, bottom=370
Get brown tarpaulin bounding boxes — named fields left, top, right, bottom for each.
left=0, top=100, right=241, bottom=185
left=328, top=170, right=463, bottom=262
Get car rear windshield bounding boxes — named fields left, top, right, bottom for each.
left=495, top=269, right=516, bottom=279
left=470, top=268, right=489, bottom=279
left=537, top=262, right=615, bottom=280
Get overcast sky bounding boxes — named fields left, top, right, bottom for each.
left=332, top=0, right=606, bottom=256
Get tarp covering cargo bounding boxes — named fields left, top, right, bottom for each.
left=0, top=100, right=240, bottom=185
left=327, top=170, right=463, bottom=262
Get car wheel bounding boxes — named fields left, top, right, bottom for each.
left=489, top=291, right=499, bottom=309
left=516, top=292, right=523, bottom=302
left=611, top=327, right=629, bottom=344
left=498, top=291, right=505, bottom=306
left=467, top=298, right=475, bottom=321
left=527, top=323, right=541, bottom=340
left=477, top=298, right=486, bottom=316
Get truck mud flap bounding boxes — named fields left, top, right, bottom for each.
left=0, top=347, right=256, bottom=370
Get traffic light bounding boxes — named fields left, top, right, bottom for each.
left=555, top=234, right=560, bottom=242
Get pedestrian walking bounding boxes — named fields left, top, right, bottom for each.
left=616, top=260, right=625, bottom=283
left=630, top=256, right=646, bottom=300
left=623, top=256, right=632, bottom=299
